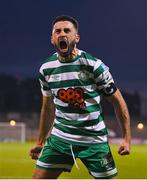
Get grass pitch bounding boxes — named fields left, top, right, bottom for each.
left=0, top=142, right=147, bottom=179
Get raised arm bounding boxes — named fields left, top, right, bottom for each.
left=106, top=89, right=131, bottom=155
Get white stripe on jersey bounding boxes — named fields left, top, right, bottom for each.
left=48, top=72, right=79, bottom=83
left=56, top=110, right=101, bottom=121
left=51, top=127, right=108, bottom=144
left=54, top=119, right=106, bottom=131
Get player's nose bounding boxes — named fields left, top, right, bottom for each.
left=59, top=30, right=66, bottom=37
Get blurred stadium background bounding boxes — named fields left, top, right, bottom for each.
left=0, top=75, right=147, bottom=178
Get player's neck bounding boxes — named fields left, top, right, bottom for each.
left=58, top=48, right=79, bottom=62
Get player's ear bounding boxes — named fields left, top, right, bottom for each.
left=75, top=34, right=80, bottom=43
left=51, top=35, right=54, bottom=44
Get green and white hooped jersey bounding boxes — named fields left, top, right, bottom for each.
left=39, top=50, right=114, bottom=145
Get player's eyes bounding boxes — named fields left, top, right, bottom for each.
left=54, top=28, right=71, bottom=34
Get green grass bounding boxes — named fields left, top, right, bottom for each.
left=0, top=142, right=147, bottom=179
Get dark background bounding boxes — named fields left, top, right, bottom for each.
left=0, top=0, right=146, bottom=116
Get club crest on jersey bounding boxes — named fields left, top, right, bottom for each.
left=57, top=87, right=86, bottom=109
left=78, top=69, right=93, bottom=81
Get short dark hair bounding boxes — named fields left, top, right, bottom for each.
left=52, top=15, right=79, bottom=32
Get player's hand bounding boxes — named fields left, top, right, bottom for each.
left=118, top=140, right=131, bottom=155
left=30, top=145, right=43, bottom=160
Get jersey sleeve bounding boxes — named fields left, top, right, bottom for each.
left=94, top=60, right=117, bottom=96
left=39, top=67, right=52, bottom=97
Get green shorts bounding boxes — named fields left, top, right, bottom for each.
left=36, top=135, right=118, bottom=179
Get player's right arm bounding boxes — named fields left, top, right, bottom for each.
left=30, top=95, right=55, bottom=160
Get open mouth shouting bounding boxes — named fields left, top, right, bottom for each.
left=59, top=39, right=68, bottom=50
left=57, top=38, right=69, bottom=56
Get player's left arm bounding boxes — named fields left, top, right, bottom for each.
left=93, top=61, right=131, bottom=155
left=105, top=88, right=131, bottom=155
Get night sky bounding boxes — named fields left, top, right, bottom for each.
left=0, top=0, right=146, bottom=93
